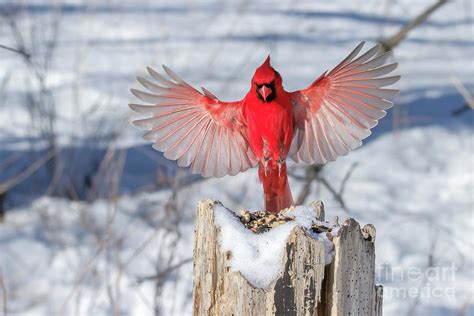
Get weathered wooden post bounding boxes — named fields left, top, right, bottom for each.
left=192, top=199, right=382, bottom=316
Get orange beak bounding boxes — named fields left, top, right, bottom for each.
left=259, top=85, right=272, bottom=101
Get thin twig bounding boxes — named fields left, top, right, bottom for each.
left=0, top=149, right=58, bottom=194
left=0, top=43, right=30, bottom=59
left=135, top=258, right=193, bottom=284
left=291, top=163, right=354, bottom=213
left=339, top=162, right=359, bottom=197
left=53, top=216, right=116, bottom=316
left=293, top=165, right=323, bottom=206
left=319, top=177, right=347, bottom=211
left=407, top=234, right=438, bottom=316
left=55, top=157, right=124, bottom=315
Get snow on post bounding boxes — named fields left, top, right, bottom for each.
left=192, top=199, right=382, bottom=316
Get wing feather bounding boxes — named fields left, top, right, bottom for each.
left=290, top=42, right=399, bottom=164
left=337, top=75, right=401, bottom=88
left=130, top=66, right=257, bottom=177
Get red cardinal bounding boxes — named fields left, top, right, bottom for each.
left=130, top=42, right=399, bottom=212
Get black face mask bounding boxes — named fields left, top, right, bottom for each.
left=256, top=81, right=276, bottom=102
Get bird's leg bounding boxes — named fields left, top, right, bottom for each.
left=261, top=138, right=271, bottom=177
left=277, top=140, right=286, bottom=177
left=277, top=157, right=284, bottom=177
left=263, top=156, right=270, bottom=176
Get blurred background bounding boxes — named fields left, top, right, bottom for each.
left=0, top=0, right=472, bottom=315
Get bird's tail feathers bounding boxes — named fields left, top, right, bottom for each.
left=258, top=161, right=293, bottom=213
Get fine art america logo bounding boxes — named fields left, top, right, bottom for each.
left=375, top=263, right=457, bottom=299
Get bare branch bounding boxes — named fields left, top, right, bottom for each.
left=0, top=149, right=58, bottom=194
left=380, top=0, right=449, bottom=52
left=450, top=76, right=473, bottom=116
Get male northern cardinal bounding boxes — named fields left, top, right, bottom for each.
left=129, top=42, right=399, bottom=212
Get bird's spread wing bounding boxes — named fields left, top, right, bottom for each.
left=289, top=42, right=400, bottom=164
left=130, top=66, right=258, bottom=177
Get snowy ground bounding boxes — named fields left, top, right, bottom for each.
left=0, top=1, right=473, bottom=315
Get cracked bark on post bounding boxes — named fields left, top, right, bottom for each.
left=192, top=200, right=382, bottom=316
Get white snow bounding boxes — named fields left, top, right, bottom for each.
left=214, top=204, right=336, bottom=288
